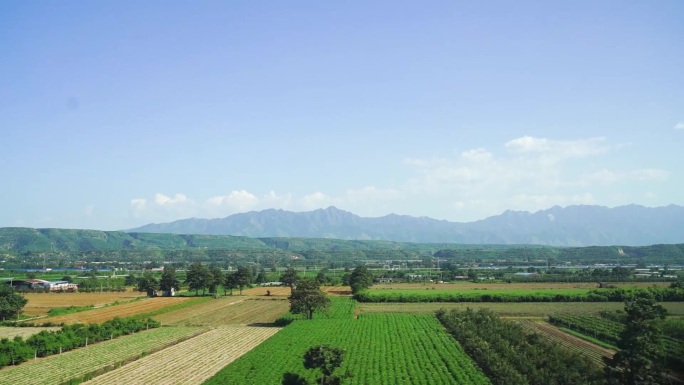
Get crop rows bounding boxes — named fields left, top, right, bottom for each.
left=0, top=327, right=61, bottom=339
left=549, top=314, right=684, bottom=368
left=45, top=297, right=193, bottom=324
left=0, top=326, right=205, bottom=385
left=548, top=315, right=623, bottom=344
left=517, top=320, right=614, bottom=366
left=155, top=298, right=289, bottom=326
left=84, top=326, right=281, bottom=385
left=204, top=313, right=489, bottom=385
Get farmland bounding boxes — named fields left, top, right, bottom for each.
left=43, top=297, right=194, bottom=324
left=0, top=326, right=205, bottom=385
left=154, top=298, right=290, bottom=326
left=204, top=313, right=490, bottom=385
left=548, top=314, right=684, bottom=368
left=0, top=327, right=61, bottom=339
left=358, top=301, right=684, bottom=316
left=84, top=326, right=280, bottom=385
left=21, top=291, right=146, bottom=317
left=371, top=281, right=672, bottom=291
left=517, top=320, right=615, bottom=366
left=356, top=285, right=684, bottom=303
left=3, top=279, right=683, bottom=384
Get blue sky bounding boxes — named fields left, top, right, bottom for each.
left=1, top=1, right=683, bottom=230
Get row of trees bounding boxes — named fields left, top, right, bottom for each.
left=135, top=264, right=255, bottom=296
left=0, top=317, right=159, bottom=367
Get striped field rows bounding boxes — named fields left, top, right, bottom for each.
left=0, top=326, right=205, bottom=385
left=517, top=320, right=614, bottom=366
left=84, top=325, right=281, bottom=385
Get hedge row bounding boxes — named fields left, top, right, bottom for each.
left=0, top=317, right=159, bottom=367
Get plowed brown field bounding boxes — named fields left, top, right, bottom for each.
left=45, top=297, right=192, bottom=324
left=154, top=298, right=289, bottom=326
left=22, top=291, right=146, bottom=317
left=241, top=286, right=291, bottom=296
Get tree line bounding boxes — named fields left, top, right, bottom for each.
left=0, top=316, right=159, bottom=368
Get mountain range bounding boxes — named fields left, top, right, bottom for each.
left=127, top=204, right=684, bottom=247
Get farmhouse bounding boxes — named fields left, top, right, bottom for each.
left=4, top=279, right=78, bottom=291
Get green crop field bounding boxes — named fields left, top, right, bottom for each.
left=358, top=302, right=684, bottom=316
left=204, top=313, right=489, bottom=385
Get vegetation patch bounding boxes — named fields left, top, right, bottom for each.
left=81, top=326, right=280, bottom=385
left=356, top=287, right=684, bottom=303
left=0, top=326, right=205, bottom=385
left=47, top=305, right=95, bottom=317
left=437, top=308, right=604, bottom=385
left=204, top=313, right=489, bottom=385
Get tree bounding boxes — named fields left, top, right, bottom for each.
left=234, top=266, right=252, bottom=295
left=303, top=345, right=345, bottom=385
left=605, top=292, right=668, bottom=385
left=136, top=272, right=157, bottom=294
left=349, top=266, right=374, bottom=294
left=315, top=269, right=330, bottom=285
left=185, top=262, right=210, bottom=296
left=208, top=265, right=224, bottom=295
left=288, top=279, right=330, bottom=320
left=280, top=267, right=299, bottom=289
left=224, top=272, right=237, bottom=295
left=159, top=266, right=180, bottom=293
left=0, top=286, right=28, bottom=321
left=124, top=274, right=137, bottom=286
left=255, top=269, right=268, bottom=284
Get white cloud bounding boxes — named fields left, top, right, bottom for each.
left=675, top=122, right=684, bottom=130
left=155, top=193, right=189, bottom=205
left=207, top=190, right=259, bottom=211
left=123, top=134, right=673, bottom=225
left=505, top=136, right=609, bottom=159
left=300, top=192, right=333, bottom=209
left=403, top=135, right=670, bottom=220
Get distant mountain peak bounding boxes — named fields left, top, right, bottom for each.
left=126, top=204, right=684, bottom=246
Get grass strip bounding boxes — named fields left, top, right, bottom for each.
left=558, top=327, right=618, bottom=350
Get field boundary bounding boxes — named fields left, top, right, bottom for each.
left=59, top=327, right=210, bottom=385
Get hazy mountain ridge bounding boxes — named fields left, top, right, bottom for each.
left=128, top=204, right=684, bottom=246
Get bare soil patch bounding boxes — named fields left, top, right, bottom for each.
left=0, top=326, right=61, bottom=339
left=155, top=298, right=289, bottom=326
left=22, top=291, right=146, bottom=317
left=45, top=297, right=192, bottom=324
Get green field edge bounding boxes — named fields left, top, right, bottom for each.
left=556, top=327, right=618, bottom=350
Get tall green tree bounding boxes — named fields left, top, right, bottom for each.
left=288, top=278, right=330, bottom=320
left=208, top=265, right=224, bottom=295
left=349, top=266, right=374, bottom=294
left=136, top=271, right=158, bottom=294
left=280, top=267, right=299, bottom=289
left=234, top=266, right=252, bottom=295
left=303, top=345, right=345, bottom=385
left=159, top=266, right=180, bottom=292
left=185, top=262, right=210, bottom=296
left=0, top=286, right=28, bottom=321
left=224, top=272, right=237, bottom=295
left=605, top=292, right=668, bottom=385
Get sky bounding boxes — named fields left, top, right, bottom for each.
left=1, top=1, right=683, bottom=231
